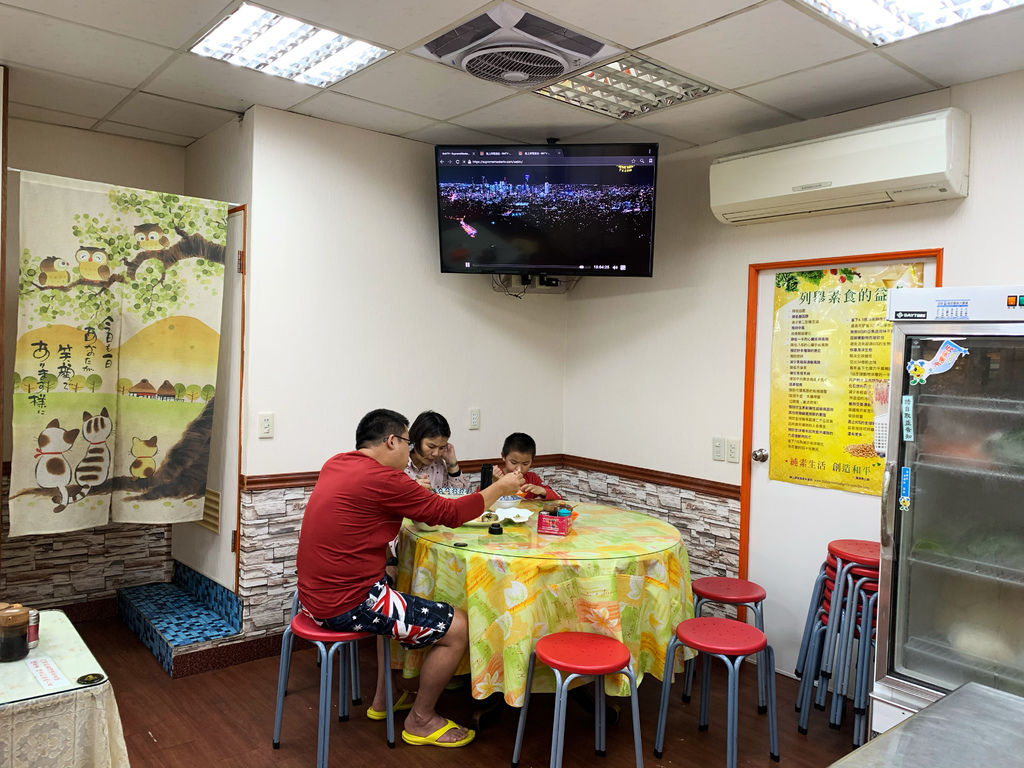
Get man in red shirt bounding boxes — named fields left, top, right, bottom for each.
left=297, top=409, right=523, bottom=748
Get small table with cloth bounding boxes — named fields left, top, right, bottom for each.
left=394, top=502, right=694, bottom=706
left=0, top=610, right=130, bottom=768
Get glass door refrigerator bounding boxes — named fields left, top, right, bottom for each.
left=872, top=285, right=1024, bottom=734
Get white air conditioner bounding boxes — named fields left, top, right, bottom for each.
left=709, top=108, right=970, bottom=225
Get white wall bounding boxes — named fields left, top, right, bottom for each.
left=564, top=68, right=1024, bottom=667
left=243, top=107, right=567, bottom=475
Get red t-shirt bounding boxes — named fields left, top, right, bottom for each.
left=297, top=451, right=483, bottom=619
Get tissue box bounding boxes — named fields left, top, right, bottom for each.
left=537, top=512, right=573, bottom=536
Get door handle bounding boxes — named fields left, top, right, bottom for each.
left=751, top=448, right=768, bottom=462
left=880, top=461, right=895, bottom=548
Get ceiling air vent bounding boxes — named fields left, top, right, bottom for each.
left=413, top=2, right=620, bottom=89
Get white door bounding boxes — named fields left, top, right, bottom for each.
left=747, top=258, right=937, bottom=676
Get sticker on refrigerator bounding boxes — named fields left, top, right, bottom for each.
left=901, top=396, right=915, bottom=442
left=906, top=340, right=969, bottom=385
left=899, top=466, right=911, bottom=512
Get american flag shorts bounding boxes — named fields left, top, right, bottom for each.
left=319, top=578, right=455, bottom=650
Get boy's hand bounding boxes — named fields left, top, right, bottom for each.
left=492, top=464, right=505, bottom=479
left=522, top=483, right=547, bottom=498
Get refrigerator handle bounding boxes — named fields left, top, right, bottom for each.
left=880, top=461, right=895, bottom=548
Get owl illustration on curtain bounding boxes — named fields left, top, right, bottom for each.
left=76, top=247, right=111, bottom=281
left=38, top=257, right=71, bottom=286
left=134, top=223, right=170, bottom=250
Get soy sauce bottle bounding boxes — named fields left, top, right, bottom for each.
left=0, top=603, right=30, bottom=662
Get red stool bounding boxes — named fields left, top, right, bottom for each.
left=683, top=577, right=769, bottom=713
left=512, top=632, right=642, bottom=768
left=273, top=613, right=394, bottom=768
left=655, top=617, right=778, bottom=768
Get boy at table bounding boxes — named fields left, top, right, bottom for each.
left=492, top=432, right=562, bottom=500
left=296, top=409, right=523, bottom=748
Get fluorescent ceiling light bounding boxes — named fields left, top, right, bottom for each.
left=536, top=56, right=717, bottom=120
left=799, top=0, right=1024, bottom=45
left=191, top=3, right=391, bottom=87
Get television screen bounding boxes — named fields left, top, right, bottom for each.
left=435, top=143, right=657, bottom=277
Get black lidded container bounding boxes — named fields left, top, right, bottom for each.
left=479, top=463, right=493, bottom=489
left=0, top=602, right=30, bottom=662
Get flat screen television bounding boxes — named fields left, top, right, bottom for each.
left=435, top=143, right=657, bottom=277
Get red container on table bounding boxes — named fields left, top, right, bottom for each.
left=537, top=510, right=576, bottom=536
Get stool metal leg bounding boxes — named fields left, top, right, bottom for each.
left=272, top=624, right=294, bottom=748
left=682, top=596, right=707, bottom=702
left=751, top=602, right=767, bottom=713
left=315, top=641, right=331, bottom=768
left=722, top=653, right=745, bottom=768
left=552, top=670, right=582, bottom=768
left=765, top=645, right=780, bottom=761
left=382, top=636, right=395, bottom=748
left=350, top=638, right=362, bottom=705
left=654, top=636, right=682, bottom=757
left=511, top=650, right=537, bottom=768
left=698, top=652, right=712, bottom=731
left=795, top=563, right=827, bottom=677
left=336, top=642, right=350, bottom=722
left=594, top=675, right=606, bottom=756
left=622, top=665, right=643, bottom=768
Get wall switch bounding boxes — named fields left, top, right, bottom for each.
left=726, top=438, right=741, bottom=463
left=712, top=436, right=725, bottom=462
left=468, top=408, right=481, bottom=430
left=258, top=412, right=274, bottom=439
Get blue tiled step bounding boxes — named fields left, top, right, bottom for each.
left=118, top=580, right=241, bottom=676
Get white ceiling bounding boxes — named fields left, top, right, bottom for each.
left=3, top=0, right=1024, bottom=151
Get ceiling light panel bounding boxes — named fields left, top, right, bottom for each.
left=190, top=3, right=391, bottom=87
left=536, top=56, right=718, bottom=120
left=799, top=0, right=1024, bottom=45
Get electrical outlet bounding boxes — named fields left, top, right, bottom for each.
left=712, top=436, right=725, bottom=462
left=726, top=439, right=740, bottom=463
left=258, top=412, right=274, bottom=439
left=468, top=408, right=481, bottom=430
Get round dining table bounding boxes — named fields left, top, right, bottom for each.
left=394, top=501, right=693, bottom=706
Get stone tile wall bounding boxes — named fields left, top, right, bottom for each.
left=0, top=475, right=173, bottom=607
left=238, top=466, right=740, bottom=639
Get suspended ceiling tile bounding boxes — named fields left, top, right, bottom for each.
left=402, top=123, right=519, bottom=145
left=641, top=0, right=865, bottom=90
left=740, top=53, right=935, bottom=119
left=522, top=0, right=759, bottom=49
left=95, top=121, right=195, bottom=146
left=266, top=0, right=487, bottom=49
left=0, top=4, right=173, bottom=89
left=0, top=0, right=232, bottom=49
left=7, top=102, right=97, bottom=129
left=630, top=92, right=794, bottom=145
left=291, top=91, right=436, bottom=136
left=146, top=54, right=321, bottom=112
left=109, top=92, right=239, bottom=137
left=329, top=54, right=515, bottom=120
left=562, top=122, right=695, bottom=156
left=8, top=67, right=131, bottom=118
left=884, top=7, right=1024, bottom=86
left=450, top=93, right=617, bottom=144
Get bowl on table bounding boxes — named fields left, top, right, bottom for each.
left=494, top=495, right=521, bottom=509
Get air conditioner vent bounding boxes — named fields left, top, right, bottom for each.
left=462, top=46, right=569, bottom=85
left=513, top=12, right=604, bottom=56
left=424, top=15, right=500, bottom=58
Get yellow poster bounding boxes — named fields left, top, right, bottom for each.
left=769, top=263, right=923, bottom=494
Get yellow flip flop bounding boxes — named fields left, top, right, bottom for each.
left=366, top=690, right=414, bottom=720
left=401, top=719, right=476, bottom=748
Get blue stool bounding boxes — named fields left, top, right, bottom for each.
left=655, top=617, right=779, bottom=768
left=512, top=632, right=642, bottom=768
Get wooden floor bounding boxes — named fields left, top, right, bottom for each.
left=77, top=617, right=857, bottom=768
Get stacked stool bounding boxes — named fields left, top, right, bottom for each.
left=794, top=539, right=879, bottom=745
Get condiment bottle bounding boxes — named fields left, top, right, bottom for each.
left=0, top=602, right=30, bottom=662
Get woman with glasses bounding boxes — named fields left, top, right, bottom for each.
left=404, top=411, right=468, bottom=492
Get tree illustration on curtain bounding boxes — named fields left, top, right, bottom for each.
left=8, top=172, right=229, bottom=537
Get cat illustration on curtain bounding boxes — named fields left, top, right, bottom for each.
left=34, top=419, right=79, bottom=508
left=60, top=408, right=114, bottom=511
left=130, top=436, right=159, bottom=479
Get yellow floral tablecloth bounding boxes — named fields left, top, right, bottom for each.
left=395, top=502, right=693, bottom=706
